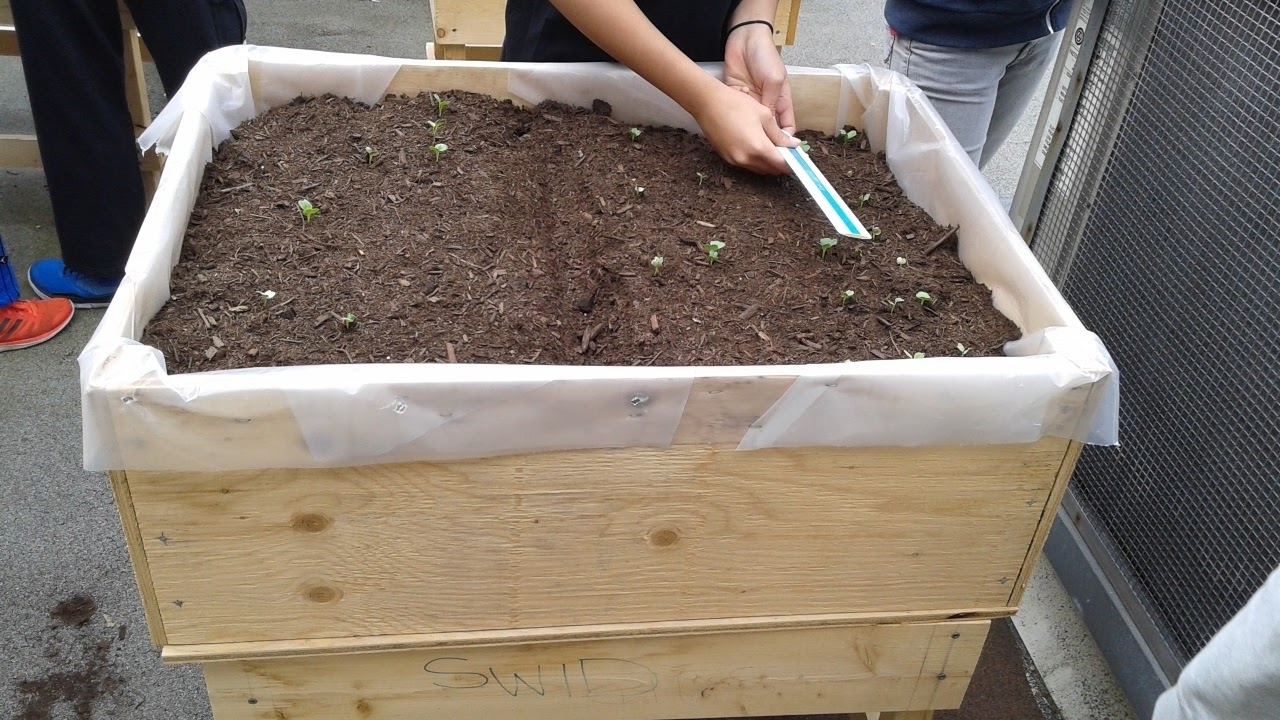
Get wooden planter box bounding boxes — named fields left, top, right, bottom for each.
left=84, top=47, right=1115, bottom=720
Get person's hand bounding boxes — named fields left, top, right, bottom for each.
left=724, top=21, right=797, bottom=136
left=692, top=83, right=792, bottom=174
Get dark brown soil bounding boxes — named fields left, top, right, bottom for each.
left=49, top=596, right=96, bottom=628
left=144, top=92, right=1018, bottom=370
left=17, top=596, right=127, bottom=720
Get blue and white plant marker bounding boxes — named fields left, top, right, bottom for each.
left=778, top=144, right=872, bottom=240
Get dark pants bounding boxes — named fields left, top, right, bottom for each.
left=10, top=0, right=246, bottom=278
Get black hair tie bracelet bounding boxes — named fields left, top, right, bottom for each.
left=726, top=19, right=775, bottom=38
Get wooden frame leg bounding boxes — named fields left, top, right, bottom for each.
left=118, top=1, right=161, bottom=200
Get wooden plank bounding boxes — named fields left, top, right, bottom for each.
left=1006, top=439, right=1084, bottom=607
left=0, top=27, right=16, bottom=56
left=0, top=135, right=40, bottom=168
left=163, top=606, right=1011, bottom=664
left=776, top=0, right=801, bottom=46
left=431, top=0, right=506, bottom=48
left=125, top=438, right=1067, bottom=646
left=202, top=620, right=987, bottom=720
left=670, top=376, right=794, bottom=445
left=108, top=471, right=169, bottom=646
left=882, top=712, right=935, bottom=720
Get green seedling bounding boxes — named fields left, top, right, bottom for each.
left=258, top=290, right=277, bottom=301
left=432, top=93, right=450, bottom=118
left=836, top=128, right=858, bottom=144
left=297, top=199, right=319, bottom=223
left=840, top=290, right=855, bottom=307
left=798, top=140, right=812, bottom=154
left=871, top=227, right=883, bottom=240
left=341, top=312, right=357, bottom=330
left=627, top=127, right=642, bottom=141
left=916, top=291, right=934, bottom=307
left=634, top=186, right=646, bottom=198
left=425, top=119, right=445, bottom=137
left=364, top=146, right=377, bottom=165
left=430, top=143, right=448, bottom=162
left=696, top=171, right=708, bottom=186
left=650, top=256, right=665, bottom=276
left=956, top=343, right=970, bottom=356
left=896, top=256, right=908, bottom=266
left=859, top=192, right=871, bottom=208
left=906, top=351, right=926, bottom=359
left=704, top=240, right=726, bottom=265
left=818, top=236, right=838, bottom=260
left=885, top=296, right=904, bottom=313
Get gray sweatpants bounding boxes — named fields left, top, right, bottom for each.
left=1153, top=565, right=1280, bottom=720
left=887, top=32, right=1061, bottom=170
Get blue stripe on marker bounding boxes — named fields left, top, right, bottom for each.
left=787, top=147, right=867, bottom=237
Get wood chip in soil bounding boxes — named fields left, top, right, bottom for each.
left=143, top=92, right=1019, bottom=370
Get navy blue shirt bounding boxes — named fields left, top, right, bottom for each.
left=502, top=1, right=742, bottom=63
left=885, top=0, right=1072, bottom=49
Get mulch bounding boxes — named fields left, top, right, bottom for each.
left=142, top=91, right=1018, bottom=370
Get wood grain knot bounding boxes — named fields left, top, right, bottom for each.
left=356, top=699, right=372, bottom=716
left=648, top=527, right=681, bottom=548
left=305, top=585, right=342, bottom=604
left=436, top=27, right=446, bottom=38
left=291, top=513, right=332, bottom=533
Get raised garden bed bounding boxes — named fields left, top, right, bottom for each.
left=82, top=47, right=1117, bottom=720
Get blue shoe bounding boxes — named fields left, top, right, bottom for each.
left=27, top=258, right=121, bottom=308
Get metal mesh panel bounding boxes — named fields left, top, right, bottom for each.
left=1032, top=0, right=1280, bottom=662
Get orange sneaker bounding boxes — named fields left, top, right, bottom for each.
left=0, top=298, right=74, bottom=352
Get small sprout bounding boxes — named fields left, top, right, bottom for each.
left=885, top=296, right=904, bottom=312
left=956, top=343, right=970, bottom=356
left=297, top=199, right=319, bottom=223
left=871, top=227, right=883, bottom=240
left=634, top=186, right=646, bottom=198
left=859, top=192, right=871, bottom=207
left=341, top=312, right=357, bottom=330
left=650, top=256, right=665, bottom=276
left=798, top=140, right=812, bottom=154
left=430, top=143, right=448, bottom=162
left=906, top=351, right=926, bottom=359
left=426, top=119, right=445, bottom=137
left=837, top=128, right=859, bottom=144
left=627, top=127, right=642, bottom=141
left=364, top=146, right=377, bottom=165
left=704, top=240, right=726, bottom=265
left=818, top=236, right=838, bottom=260
left=432, top=93, right=450, bottom=117
left=696, top=171, right=708, bottom=186
left=258, top=290, right=277, bottom=301
left=840, top=290, right=855, bottom=307
left=896, top=256, right=908, bottom=266
left=916, top=291, right=934, bottom=306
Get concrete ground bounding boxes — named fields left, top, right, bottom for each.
left=0, top=1, right=1134, bottom=718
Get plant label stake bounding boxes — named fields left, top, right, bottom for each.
left=778, top=142, right=872, bottom=240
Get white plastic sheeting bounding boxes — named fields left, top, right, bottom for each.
left=80, top=45, right=1118, bottom=471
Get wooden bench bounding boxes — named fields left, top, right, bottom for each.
left=0, top=0, right=159, bottom=195
left=427, top=0, right=802, bottom=60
